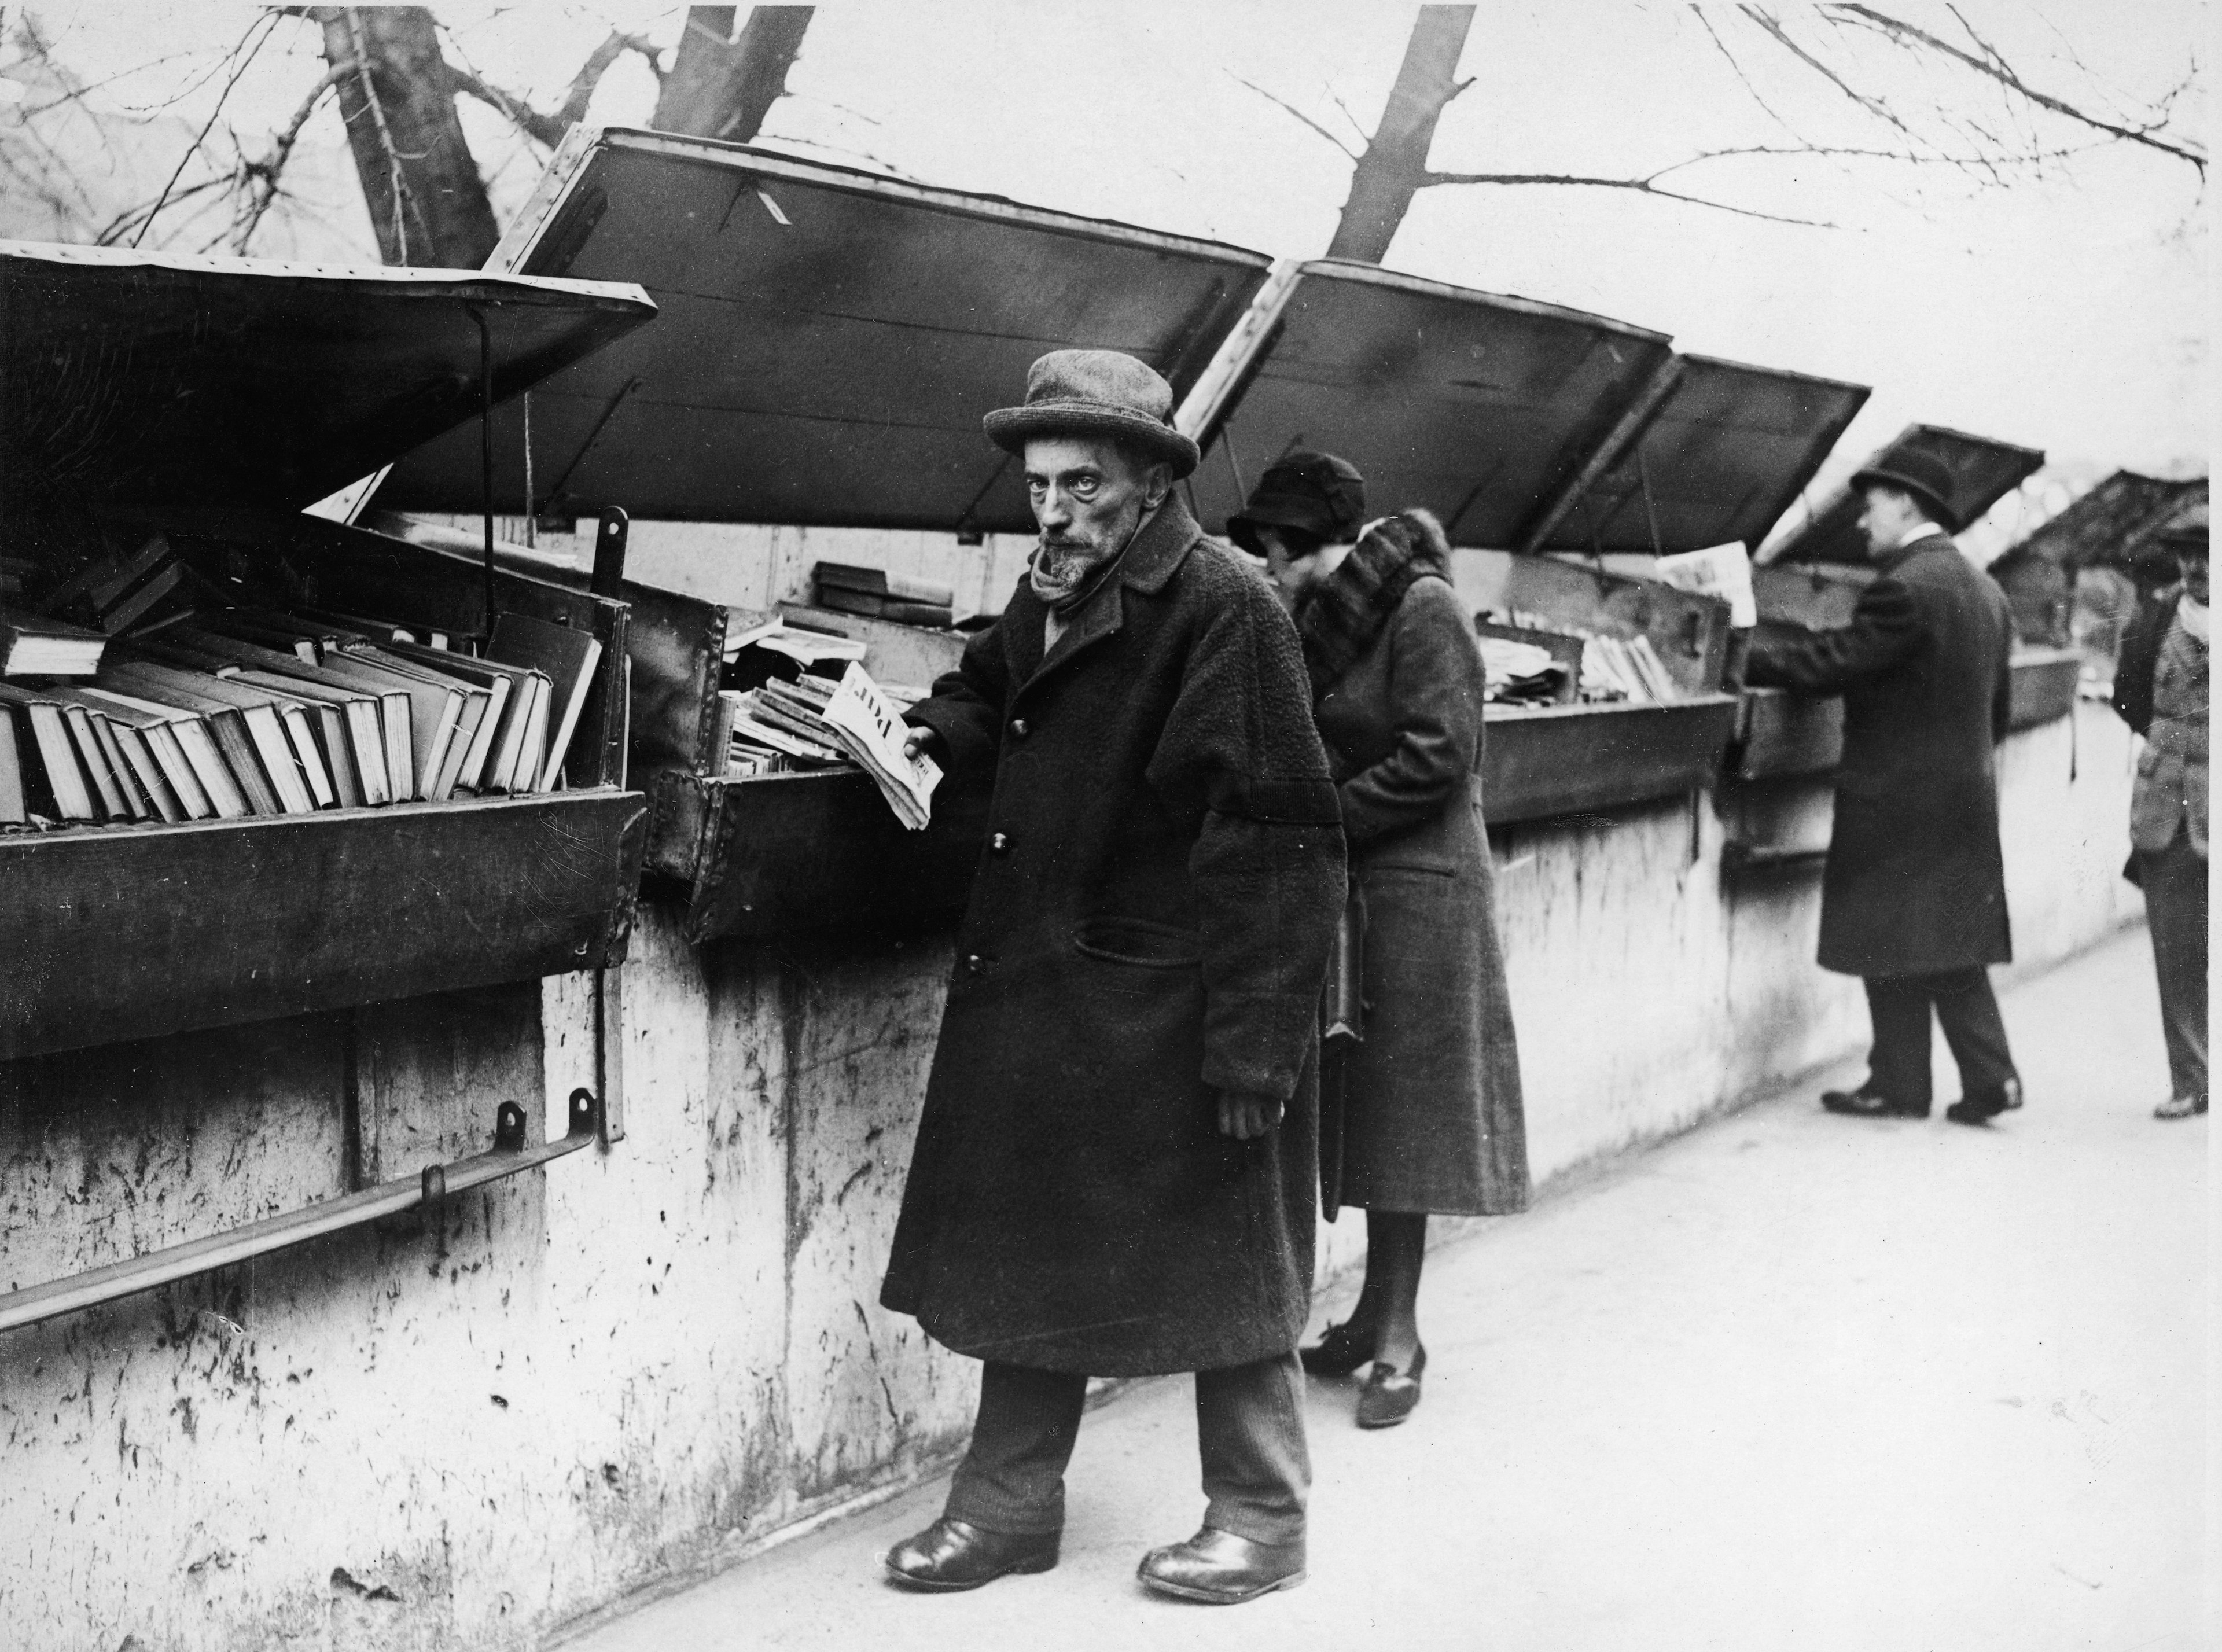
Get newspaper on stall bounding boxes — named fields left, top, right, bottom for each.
left=1651, top=542, right=1757, bottom=628
left=818, top=660, right=941, bottom=830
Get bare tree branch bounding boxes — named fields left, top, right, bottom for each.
left=131, top=10, right=279, bottom=246
left=1690, top=4, right=1806, bottom=141
left=1827, top=3, right=2206, bottom=175
left=232, top=67, right=339, bottom=251
left=1421, top=168, right=1840, bottom=229
left=1739, top=5, right=1926, bottom=145
left=1228, top=71, right=1358, bottom=160
left=444, top=25, right=662, bottom=148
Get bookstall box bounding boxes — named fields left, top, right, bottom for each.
left=0, top=241, right=658, bottom=1062
left=1175, top=263, right=1883, bottom=822
left=377, top=128, right=1275, bottom=943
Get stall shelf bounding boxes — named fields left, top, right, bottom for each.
left=0, top=241, right=657, bottom=1061
left=1482, top=697, right=1739, bottom=825
left=1730, top=687, right=1845, bottom=781
left=374, top=128, right=1279, bottom=943
left=2006, top=645, right=2084, bottom=731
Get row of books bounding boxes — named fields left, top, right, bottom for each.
left=0, top=606, right=600, bottom=829
left=811, top=562, right=957, bottom=629
left=1489, top=609, right=1683, bottom=704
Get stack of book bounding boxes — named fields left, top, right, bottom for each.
left=811, top=563, right=956, bottom=630
left=1475, top=633, right=1570, bottom=706
left=1489, top=609, right=1681, bottom=704
left=715, top=663, right=939, bottom=829
left=1, top=600, right=603, bottom=830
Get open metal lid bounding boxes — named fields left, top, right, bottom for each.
left=373, top=127, right=1273, bottom=532
left=1532, top=355, right=1870, bottom=554
left=1180, top=259, right=1673, bottom=548
left=1762, top=422, right=2045, bottom=565
left=0, top=240, right=654, bottom=521
left=1999, top=470, right=2206, bottom=572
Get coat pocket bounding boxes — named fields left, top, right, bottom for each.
left=1071, top=915, right=1202, bottom=969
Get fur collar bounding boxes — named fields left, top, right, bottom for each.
left=1294, top=509, right=1452, bottom=697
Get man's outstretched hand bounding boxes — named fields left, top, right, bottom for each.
left=903, top=723, right=941, bottom=763
left=1217, top=1092, right=1284, bottom=1140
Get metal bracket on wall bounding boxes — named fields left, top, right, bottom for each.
left=0, top=1089, right=601, bottom=1337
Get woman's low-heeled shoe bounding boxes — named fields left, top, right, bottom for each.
left=884, top=1518, right=1059, bottom=1591
left=1298, top=1319, right=1378, bottom=1376
left=1355, top=1342, right=1425, bottom=1429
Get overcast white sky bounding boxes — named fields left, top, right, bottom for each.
left=10, top=2, right=2212, bottom=526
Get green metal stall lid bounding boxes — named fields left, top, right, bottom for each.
left=1179, top=258, right=1676, bottom=550
left=0, top=239, right=655, bottom=522
left=1530, top=354, right=1871, bottom=555
left=372, top=126, right=1273, bottom=534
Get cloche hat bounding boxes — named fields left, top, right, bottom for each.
left=1850, top=449, right=1960, bottom=532
left=1226, top=450, right=1368, bottom=555
left=983, top=349, right=1201, bottom=477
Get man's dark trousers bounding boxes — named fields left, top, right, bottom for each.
left=1863, top=968, right=2018, bottom=1110
left=943, top=1353, right=1309, bottom=1545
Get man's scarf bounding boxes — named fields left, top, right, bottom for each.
left=1294, top=508, right=1452, bottom=697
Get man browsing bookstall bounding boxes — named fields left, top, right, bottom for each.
left=877, top=349, right=1345, bottom=1603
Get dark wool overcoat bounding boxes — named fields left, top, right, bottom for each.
left=1312, top=575, right=1529, bottom=1217
left=1746, top=534, right=2014, bottom=978
left=880, top=496, right=1346, bottom=1377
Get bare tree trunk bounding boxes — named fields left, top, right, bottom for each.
left=314, top=5, right=499, bottom=268
left=1325, top=5, right=1475, bottom=264
left=652, top=5, right=814, bottom=142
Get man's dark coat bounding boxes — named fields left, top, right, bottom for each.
left=881, top=496, right=1346, bottom=1377
left=1746, top=534, right=2015, bottom=978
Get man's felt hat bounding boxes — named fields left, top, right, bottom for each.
left=1225, top=450, right=1368, bottom=555
left=983, top=349, right=1201, bottom=477
left=1850, top=449, right=1960, bottom=532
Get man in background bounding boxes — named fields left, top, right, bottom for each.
left=1746, top=451, right=2022, bottom=1125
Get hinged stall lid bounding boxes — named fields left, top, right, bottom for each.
left=1997, top=470, right=2205, bottom=575
left=0, top=240, right=656, bottom=528
left=1760, top=422, right=2044, bottom=566
left=1179, top=259, right=1674, bottom=548
left=374, top=127, right=1273, bottom=533
left=1529, top=355, right=1870, bottom=554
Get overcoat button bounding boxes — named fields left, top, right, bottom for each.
left=963, top=954, right=987, bottom=976
left=1010, top=718, right=1030, bottom=738
left=989, top=833, right=1011, bottom=855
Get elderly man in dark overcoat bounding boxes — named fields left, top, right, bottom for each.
left=1746, top=450, right=2023, bottom=1125
left=877, top=349, right=1345, bottom=1603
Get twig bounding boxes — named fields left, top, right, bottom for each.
left=1690, top=4, right=1805, bottom=141
left=1227, top=71, right=1358, bottom=159
left=1739, top=4, right=1925, bottom=146
left=232, top=67, right=338, bottom=252
left=1421, top=167, right=1839, bottom=228
left=1827, top=2, right=2206, bottom=174
left=131, top=10, right=278, bottom=246
left=340, top=5, right=414, bottom=262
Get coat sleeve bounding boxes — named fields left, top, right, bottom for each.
left=1146, top=571, right=1347, bottom=1102
left=2111, top=595, right=2168, bottom=736
left=1743, top=575, right=1923, bottom=694
left=1336, top=578, right=1485, bottom=847
left=907, top=618, right=1011, bottom=777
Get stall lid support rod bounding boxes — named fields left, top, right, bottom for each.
left=0, top=1090, right=601, bottom=1337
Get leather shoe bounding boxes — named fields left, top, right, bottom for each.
left=1946, top=1079, right=2022, bottom=1126
left=1138, top=1526, right=1305, bottom=1603
left=884, top=1518, right=1058, bottom=1591
left=2155, top=1092, right=2209, bottom=1120
left=1355, top=1341, right=1425, bottom=1429
left=1298, top=1318, right=1378, bottom=1376
left=1821, top=1087, right=1928, bottom=1119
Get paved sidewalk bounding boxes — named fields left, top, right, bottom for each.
left=569, top=930, right=2209, bottom=1652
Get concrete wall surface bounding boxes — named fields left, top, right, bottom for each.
left=0, top=702, right=2142, bottom=1651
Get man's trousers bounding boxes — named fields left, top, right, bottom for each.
left=2140, top=829, right=2209, bottom=1106
left=1863, top=967, right=2019, bottom=1110
left=942, top=1352, right=1309, bottom=1546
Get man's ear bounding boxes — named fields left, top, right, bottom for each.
left=1142, top=462, right=1174, bottom=509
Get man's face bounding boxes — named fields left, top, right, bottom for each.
left=1024, top=436, right=1168, bottom=601
left=2179, top=547, right=2209, bottom=605
left=1857, top=485, right=1924, bottom=559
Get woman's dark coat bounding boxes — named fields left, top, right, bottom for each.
left=1745, top=534, right=2014, bottom=978
left=881, top=496, right=1345, bottom=1377
left=1311, top=574, right=1528, bottom=1216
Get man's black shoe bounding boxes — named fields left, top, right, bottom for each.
left=1820, top=1087, right=1929, bottom=1118
left=1137, top=1526, right=1305, bottom=1603
left=884, top=1518, right=1058, bottom=1591
left=1946, top=1080, right=2021, bottom=1125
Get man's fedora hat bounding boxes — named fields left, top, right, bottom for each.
left=1226, top=450, right=1368, bottom=555
left=984, top=349, right=1201, bottom=478
left=1850, top=449, right=1960, bottom=532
